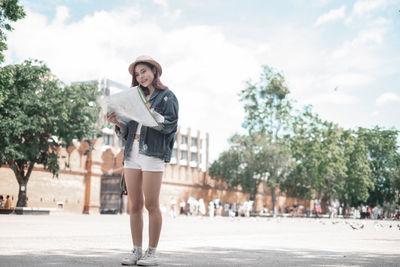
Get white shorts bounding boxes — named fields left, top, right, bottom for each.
left=124, top=141, right=165, bottom=172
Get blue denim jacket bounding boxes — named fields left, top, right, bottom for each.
left=115, top=88, right=179, bottom=163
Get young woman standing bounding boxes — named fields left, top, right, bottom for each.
left=106, top=56, right=179, bottom=266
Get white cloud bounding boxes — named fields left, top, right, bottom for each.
left=352, top=0, right=387, bottom=16
left=315, top=6, right=346, bottom=26
left=333, top=24, right=387, bottom=59
left=154, top=0, right=168, bottom=9
left=53, top=6, right=70, bottom=24
left=313, top=0, right=336, bottom=7
left=372, top=110, right=379, bottom=117
left=346, top=0, right=387, bottom=23
left=376, top=92, right=400, bottom=105
left=330, top=18, right=389, bottom=74
left=153, top=0, right=181, bottom=19
left=4, top=3, right=399, bottom=159
left=5, top=6, right=262, bottom=161
left=252, top=24, right=375, bottom=106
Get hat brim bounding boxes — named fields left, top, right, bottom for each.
left=128, top=58, right=162, bottom=77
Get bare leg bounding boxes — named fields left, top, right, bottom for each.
left=142, top=171, right=163, bottom=248
left=124, top=168, right=144, bottom=247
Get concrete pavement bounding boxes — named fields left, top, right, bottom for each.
left=0, top=213, right=399, bottom=266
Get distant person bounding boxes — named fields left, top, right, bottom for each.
left=361, top=205, right=367, bottom=219
left=5, top=195, right=11, bottom=209
left=179, top=201, right=186, bottom=215
left=107, top=56, right=179, bottom=266
left=209, top=201, right=215, bottom=218
left=0, top=195, right=4, bottom=208
left=169, top=198, right=176, bottom=219
left=315, top=204, right=321, bottom=218
left=199, top=198, right=206, bottom=216
left=306, top=208, right=311, bottom=218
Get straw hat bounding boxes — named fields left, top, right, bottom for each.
left=128, top=55, right=162, bottom=76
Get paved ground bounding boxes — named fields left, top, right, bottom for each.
left=0, top=213, right=399, bottom=266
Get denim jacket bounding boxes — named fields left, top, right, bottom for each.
left=115, top=88, right=179, bottom=163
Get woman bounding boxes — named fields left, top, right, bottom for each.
left=106, top=56, right=179, bottom=266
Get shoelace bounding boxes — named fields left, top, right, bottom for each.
left=141, top=250, right=155, bottom=260
left=131, top=249, right=141, bottom=258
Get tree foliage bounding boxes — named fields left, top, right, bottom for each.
left=339, top=129, right=373, bottom=208
left=211, top=63, right=400, bottom=212
left=0, top=60, right=101, bottom=207
left=240, top=65, right=292, bottom=139
left=233, top=65, right=293, bottom=208
left=209, top=133, right=292, bottom=202
left=0, top=0, right=25, bottom=63
left=357, top=127, right=400, bottom=206
left=209, top=133, right=267, bottom=201
left=282, top=106, right=319, bottom=200
left=284, top=106, right=349, bottom=205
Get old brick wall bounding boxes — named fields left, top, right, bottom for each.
left=1, top=138, right=309, bottom=214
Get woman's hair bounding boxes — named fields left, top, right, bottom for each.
left=131, top=62, right=168, bottom=96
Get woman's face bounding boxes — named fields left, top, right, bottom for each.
left=134, top=63, right=155, bottom=88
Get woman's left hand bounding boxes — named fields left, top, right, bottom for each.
left=151, top=109, right=165, bottom=123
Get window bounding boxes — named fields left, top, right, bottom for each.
left=180, top=151, right=188, bottom=160
left=181, top=135, right=188, bottom=145
left=172, top=149, right=177, bottom=158
left=200, top=154, right=203, bottom=163
left=103, top=134, right=113, bottom=146
left=191, top=152, right=198, bottom=162
left=191, top=137, right=198, bottom=147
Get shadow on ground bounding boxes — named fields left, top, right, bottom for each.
left=0, top=247, right=398, bottom=267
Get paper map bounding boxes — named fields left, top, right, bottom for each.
left=102, top=86, right=159, bottom=127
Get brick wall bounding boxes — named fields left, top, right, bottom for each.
left=0, top=138, right=309, bottom=214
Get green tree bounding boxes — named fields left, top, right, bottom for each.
left=237, top=65, right=293, bottom=209
left=390, top=154, right=400, bottom=203
left=240, top=65, right=292, bottom=139
left=0, top=60, right=101, bottom=207
left=357, top=127, right=400, bottom=207
left=0, top=0, right=25, bottom=63
left=208, top=147, right=241, bottom=190
left=209, top=134, right=266, bottom=201
left=260, top=139, right=292, bottom=210
left=318, top=121, right=347, bottom=205
left=339, top=129, right=373, bottom=209
left=209, top=133, right=292, bottom=207
left=284, top=106, right=347, bottom=207
left=282, top=106, right=318, bottom=200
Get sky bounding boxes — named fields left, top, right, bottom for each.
left=3, top=0, right=400, bottom=161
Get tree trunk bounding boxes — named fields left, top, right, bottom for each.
left=83, top=148, right=93, bottom=214
left=271, top=186, right=277, bottom=213
left=9, top=160, right=34, bottom=208
left=343, top=203, right=347, bottom=217
left=250, top=187, right=256, bottom=201
left=16, top=182, right=28, bottom=207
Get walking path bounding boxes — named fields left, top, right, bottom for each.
left=0, top=213, right=399, bottom=266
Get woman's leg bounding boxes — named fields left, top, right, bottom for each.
left=124, top=168, right=144, bottom=247
left=142, top=171, right=163, bottom=248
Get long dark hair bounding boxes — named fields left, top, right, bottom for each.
left=131, top=62, right=168, bottom=96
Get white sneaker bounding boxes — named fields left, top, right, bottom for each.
left=136, top=249, right=158, bottom=266
left=121, top=248, right=142, bottom=266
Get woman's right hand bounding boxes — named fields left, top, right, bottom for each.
left=106, top=112, right=121, bottom=128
